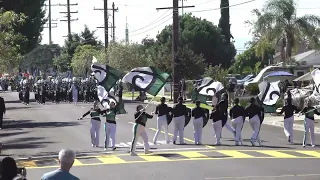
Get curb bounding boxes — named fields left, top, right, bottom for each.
left=262, top=120, right=320, bottom=134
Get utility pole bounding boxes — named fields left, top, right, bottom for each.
left=59, top=0, right=78, bottom=39
left=180, top=0, right=187, bottom=15
left=111, top=2, right=118, bottom=42
left=45, top=0, right=59, bottom=45
left=156, top=1, right=195, bottom=103
left=125, top=16, right=129, bottom=45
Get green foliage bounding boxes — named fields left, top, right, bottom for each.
left=22, top=44, right=61, bottom=71
left=0, top=11, right=26, bottom=73
left=203, top=64, right=228, bottom=85
left=0, top=0, right=46, bottom=54
left=246, top=83, right=259, bottom=95
left=71, top=45, right=99, bottom=76
left=156, top=14, right=236, bottom=67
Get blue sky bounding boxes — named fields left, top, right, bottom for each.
left=41, top=0, right=320, bottom=50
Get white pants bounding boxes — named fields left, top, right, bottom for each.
left=231, top=116, right=244, bottom=143
left=213, top=120, right=222, bottom=144
left=303, top=118, right=315, bottom=146
left=72, top=89, right=78, bottom=103
left=104, top=122, right=116, bottom=149
left=153, top=115, right=169, bottom=144
left=173, top=115, right=185, bottom=143
left=193, top=117, right=203, bottom=144
left=249, top=115, right=261, bottom=142
left=90, top=119, right=101, bottom=146
left=284, top=116, right=294, bottom=142
left=130, top=124, right=150, bottom=153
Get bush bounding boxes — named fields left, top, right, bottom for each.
left=275, top=98, right=283, bottom=109
left=239, top=99, right=249, bottom=107
left=246, top=83, right=259, bottom=95
left=186, top=81, right=194, bottom=97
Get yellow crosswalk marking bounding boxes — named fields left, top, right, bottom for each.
left=296, top=151, right=320, bottom=157
left=97, top=155, right=127, bottom=164
left=257, top=151, right=297, bottom=158
left=73, top=159, right=84, bottom=166
left=139, top=154, right=170, bottom=162
left=177, top=151, right=208, bottom=158
left=17, top=160, right=37, bottom=167
left=217, top=150, right=254, bottom=158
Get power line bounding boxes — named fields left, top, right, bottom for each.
left=193, top=0, right=218, bottom=6
left=130, top=10, right=171, bottom=33
left=188, top=0, right=256, bottom=13
left=130, top=16, right=173, bottom=36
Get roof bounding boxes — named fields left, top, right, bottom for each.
left=293, top=50, right=316, bottom=62
left=293, top=72, right=312, bottom=81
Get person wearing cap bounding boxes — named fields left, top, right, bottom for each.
left=299, top=100, right=320, bottom=147
left=101, top=101, right=119, bottom=151
left=78, top=101, right=102, bottom=147
left=153, top=97, right=172, bottom=144
left=229, top=98, right=245, bottom=146
left=130, top=105, right=154, bottom=156
left=172, top=97, right=191, bottom=145
left=191, top=100, right=209, bottom=145
left=245, top=97, right=264, bottom=146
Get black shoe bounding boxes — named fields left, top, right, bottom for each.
left=173, top=141, right=176, bottom=145
left=112, top=147, right=116, bottom=151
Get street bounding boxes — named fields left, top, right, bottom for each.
left=1, top=92, right=320, bottom=180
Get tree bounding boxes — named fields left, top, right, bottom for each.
left=0, top=11, right=26, bottom=73
left=80, top=25, right=103, bottom=47
left=22, top=44, right=61, bottom=72
left=0, top=0, right=46, bottom=54
left=218, top=0, right=233, bottom=44
left=71, top=45, right=98, bottom=76
left=203, top=64, right=229, bottom=85
left=246, top=0, right=320, bottom=63
left=156, top=14, right=236, bottom=67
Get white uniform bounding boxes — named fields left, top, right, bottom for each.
left=173, top=115, right=185, bottom=144
left=213, top=120, right=222, bottom=145
left=231, top=116, right=244, bottom=144
left=249, top=115, right=261, bottom=144
left=303, top=117, right=315, bottom=146
left=72, top=84, right=78, bottom=104
left=153, top=115, right=169, bottom=144
left=193, top=117, right=203, bottom=144
left=131, top=124, right=150, bottom=154
left=284, top=116, right=294, bottom=143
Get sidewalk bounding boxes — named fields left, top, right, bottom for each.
left=263, top=114, right=320, bottom=134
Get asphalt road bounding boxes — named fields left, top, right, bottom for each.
left=1, top=92, right=320, bottom=180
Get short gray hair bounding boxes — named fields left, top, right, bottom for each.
left=58, top=149, right=76, bottom=164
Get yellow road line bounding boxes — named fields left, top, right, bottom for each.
left=97, top=155, right=127, bottom=164
left=139, top=154, right=171, bottom=162
left=177, top=151, right=208, bottom=158
left=296, top=150, right=320, bottom=157
left=217, top=150, right=254, bottom=158
left=256, top=150, right=297, bottom=158
left=73, top=159, right=84, bottom=166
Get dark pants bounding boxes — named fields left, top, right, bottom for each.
left=0, top=113, right=3, bottom=128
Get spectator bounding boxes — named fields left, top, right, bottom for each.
left=41, top=149, right=79, bottom=180
left=0, top=96, right=5, bottom=129
left=0, top=157, right=26, bottom=180
left=227, top=80, right=236, bottom=106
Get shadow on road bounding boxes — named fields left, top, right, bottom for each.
left=0, top=131, right=29, bottom=138
left=6, top=106, right=33, bottom=111
left=2, top=137, right=54, bottom=150
left=3, top=120, right=80, bottom=129
left=5, top=99, right=36, bottom=104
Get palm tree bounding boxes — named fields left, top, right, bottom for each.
left=246, top=0, right=320, bottom=63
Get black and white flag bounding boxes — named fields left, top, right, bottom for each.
left=258, top=80, right=280, bottom=106
left=197, top=77, right=224, bottom=96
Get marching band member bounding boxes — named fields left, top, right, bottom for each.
left=71, top=78, right=78, bottom=105
left=172, top=97, right=191, bottom=145
left=211, top=105, right=222, bottom=145
left=130, top=105, right=154, bottom=156
left=102, top=102, right=119, bottom=151
left=216, top=93, right=236, bottom=137
left=229, top=98, right=245, bottom=146
left=78, top=101, right=102, bottom=147
left=299, top=100, right=320, bottom=147
left=153, top=97, right=171, bottom=144
left=191, top=100, right=209, bottom=145
left=245, top=97, right=264, bottom=146
left=278, top=98, right=299, bottom=144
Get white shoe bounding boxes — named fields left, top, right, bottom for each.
left=303, top=144, right=306, bottom=147
left=92, top=144, right=95, bottom=147
left=145, top=150, right=152, bottom=154
left=215, top=142, right=221, bottom=145
left=130, top=152, right=137, bottom=156
left=312, top=145, right=316, bottom=147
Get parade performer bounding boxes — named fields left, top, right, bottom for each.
left=71, top=78, right=78, bottom=105
left=299, top=100, right=320, bottom=147
left=172, top=97, right=190, bottom=145
left=78, top=101, right=102, bottom=147
left=216, top=93, right=236, bottom=137
left=229, top=98, right=245, bottom=146
left=278, top=98, right=299, bottom=144
left=130, top=105, right=153, bottom=156
left=245, top=97, right=264, bottom=146
left=191, top=100, right=209, bottom=145
left=153, top=97, right=171, bottom=144
left=210, top=106, right=222, bottom=145
left=102, top=102, right=119, bottom=151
